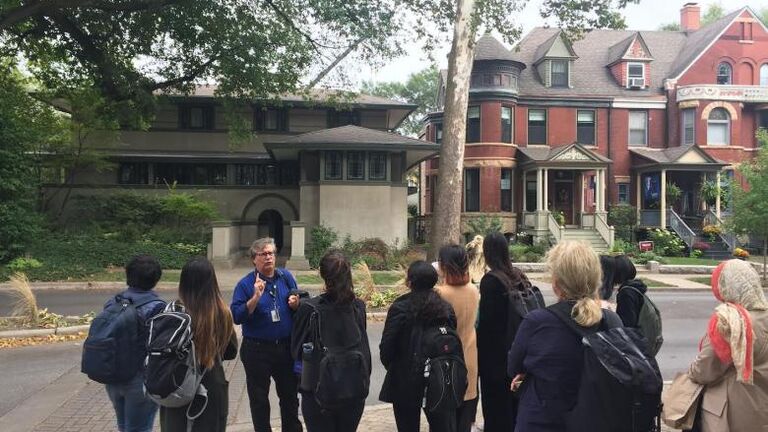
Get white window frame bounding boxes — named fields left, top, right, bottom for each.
left=550, top=60, right=569, bottom=88
left=617, top=183, right=630, bottom=204
left=717, top=62, right=732, bottom=85
left=628, top=111, right=648, bottom=147
left=760, top=64, right=768, bottom=86
left=707, top=108, right=730, bottom=146
left=576, top=109, right=596, bottom=146
left=681, top=109, right=695, bottom=145
left=626, top=62, right=646, bottom=88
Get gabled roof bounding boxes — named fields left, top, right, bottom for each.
left=533, top=30, right=578, bottom=65
left=513, top=27, right=687, bottom=97
left=668, top=8, right=744, bottom=79
left=629, top=145, right=726, bottom=168
left=607, top=32, right=653, bottom=66
left=518, top=143, right=611, bottom=167
left=474, top=34, right=517, bottom=61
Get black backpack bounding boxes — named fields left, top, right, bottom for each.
left=303, top=301, right=370, bottom=410
left=489, top=270, right=546, bottom=346
left=621, top=285, right=664, bottom=356
left=548, top=302, right=663, bottom=432
left=411, top=323, right=468, bottom=413
left=81, top=293, right=159, bottom=384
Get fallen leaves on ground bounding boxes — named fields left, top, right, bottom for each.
left=0, top=332, right=86, bottom=349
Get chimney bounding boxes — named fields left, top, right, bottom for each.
left=680, top=2, right=701, bottom=31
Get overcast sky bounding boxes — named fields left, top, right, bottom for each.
left=357, top=0, right=768, bottom=86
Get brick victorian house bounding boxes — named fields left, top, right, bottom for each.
left=420, top=3, right=768, bottom=252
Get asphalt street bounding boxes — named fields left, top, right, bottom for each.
left=0, top=289, right=717, bottom=419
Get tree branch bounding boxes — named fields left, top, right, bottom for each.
left=260, top=0, right=325, bottom=52
left=145, top=56, right=219, bottom=91
left=306, top=37, right=366, bottom=89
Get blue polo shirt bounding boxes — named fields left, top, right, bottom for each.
left=230, top=268, right=298, bottom=341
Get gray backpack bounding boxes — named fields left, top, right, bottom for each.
left=144, top=301, right=208, bottom=429
left=622, top=286, right=664, bottom=356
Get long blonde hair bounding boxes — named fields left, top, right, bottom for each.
left=179, top=258, right=234, bottom=368
left=546, top=241, right=603, bottom=327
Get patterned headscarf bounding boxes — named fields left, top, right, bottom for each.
left=706, top=259, right=768, bottom=384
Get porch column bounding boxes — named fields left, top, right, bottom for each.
left=636, top=172, right=642, bottom=222
left=716, top=171, right=722, bottom=219
left=522, top=170, right=527, bottom=214
left=660, top=169, right=667, bottom=228
left=595, top=169, right=602, bottom=212
left=599, top=169, right=607, bottom=212
left=285, top=221, right=311, bottom=270
left=580, top=172, right=585, bottom=214
left=536, top=168, right=543, bottom=211
left=543, top=169, right=549, bottom=211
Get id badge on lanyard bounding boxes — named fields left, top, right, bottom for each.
left=268, top=281, right=280, bottom=323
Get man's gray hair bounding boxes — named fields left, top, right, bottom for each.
left=249, top=237, right=276, bottom=259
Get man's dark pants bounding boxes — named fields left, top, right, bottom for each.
left=240, top=338, right=302, bottom=432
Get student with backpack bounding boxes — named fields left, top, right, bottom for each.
left=477, top=232, right=544, bottom=432
left=379, top=260, right=463, bottom=432
left=612, top=255, right=664, bottom=356
left=158, top=257, right=238, bottom=432
left=435, top=244, right=480, bottom=432
left=291, top=250, right=372, bottom=432
left=81, top=255, right=166, bottom=432
left=507, top=241, right=662, bottom=432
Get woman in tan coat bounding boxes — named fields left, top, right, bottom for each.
left=688, top=259, right=768, bottom=431
left=435, top=244, right=480, bottom=432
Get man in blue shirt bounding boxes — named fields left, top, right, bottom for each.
left=231, top=237, right=302, bottom=432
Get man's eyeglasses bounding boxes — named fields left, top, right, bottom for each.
left=256, top=251, right=275, bottom=257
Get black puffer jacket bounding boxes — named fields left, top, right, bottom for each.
left=615, top=278, right=648, bottom=328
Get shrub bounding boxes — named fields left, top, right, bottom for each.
left=608, top=204, right=637, bottom=242
left=689, top=249, right=703, bottom=258
left=466, top=215, right=503, bottom=237
left=648, top=228, right=686, bottom=257
left=7, top=257, right=43, bottom=273
left=611, top=238, right=638, bottom=255
left=508, top=242, right=547, bottom=263
left=308, top=224, right=338, bottom=269
left=666, top=182, right=682, bottom=205
left=633, top=251, right=666, bottom=265
left=553, top=211, right=565, bottom=226
left=702, top=224, right=722, bottom=242
left=692, top=241, right=711, bottom=251
left=734, top=247, right=750, bottom=258
left=368, top=289, right=400, bottom=309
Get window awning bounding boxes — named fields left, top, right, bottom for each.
left=517, top=143, right=611, bottom=170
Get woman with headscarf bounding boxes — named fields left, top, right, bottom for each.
left=687, top=259, right=768, bottom=431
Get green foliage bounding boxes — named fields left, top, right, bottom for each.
left=0, top=63, right=65, bottom=262
left=71, top=190, right=219, bottom=244
left=699, top=180, right=730, bottom=208
left=509, top=242, right=547, bottom=263
left=553, top=211, right=565, bottom=226
left=367, top=289, right=401, bottom=309
left=633, top=251, right=666, bottom=265
left=666, top=182, right=682, bottom=205
left=689, top=249, right=703, bottom=259
left=7, top=257, right=43, bottom=273
left=658, top=22, right=681, bottom=31
left=608, top=204, right=637, bottom=242
left=0, top=233, right=202, bottom=282
left=648, top=228, right=686, bottom=257
left=466, top=215, right=503, bottom=237
left=701, top=3, right=725, bottom=26
left=408, top=204, right=418, bottom=217
left=611, top=238, right=639, bottom=255
left=361, top=66, right=439, bottom=137
left=308, top=224, right=339, bottom=269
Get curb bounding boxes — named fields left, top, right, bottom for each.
left=0, top=324, right=90, bottom=339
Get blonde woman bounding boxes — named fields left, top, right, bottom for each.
left=160, top=258, right=238, bottom=432
left=687, top=259, right=768, bottom=431
left=435, top=244, right=480, bottom=432
left=507, top=241, right=618, bottom=431
left=465, top=235, right=486, bottom=284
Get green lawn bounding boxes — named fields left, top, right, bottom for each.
left=296, top=272, right=403, bottom=286
left=661, top=257, right=723, bottom=266
left=688, top=276, right=712, bottom=286
left=86, top=270, right=181, bottom=283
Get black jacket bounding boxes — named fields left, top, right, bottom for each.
left=291, top=294, right=372, bottom=386
left=160, top=332, right=238, bottom=432
left=616, top=279, right=648, bottom=328
left=378, top=291, right=456, bottom=406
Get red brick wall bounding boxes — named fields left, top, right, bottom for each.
left=481, top=103, right=502, bottom=142
left=548, top=107, right=575, bottom=145
left=516, top=106, right=529, bottom=145
left=610, top=63, right=624, bottom=86
left=480, top=167, right=500, bottom=211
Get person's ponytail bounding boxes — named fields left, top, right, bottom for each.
left=572, top=296, right=602, bottom=327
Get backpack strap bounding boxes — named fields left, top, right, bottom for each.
left=313, top=301, right=362, bottom=351
left=547, top=301, right=622, bottom=339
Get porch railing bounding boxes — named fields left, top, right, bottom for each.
left=667, top=208, right=696, bottom=250
left=548, top=212, right=564, bottom=243
left=704, top=210, right=737, bottom=252
left=594, top=213, right=615, bottom=250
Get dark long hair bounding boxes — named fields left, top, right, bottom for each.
left=407, top=260, right=451, bottom=323
left=599, top=254, right=637, bottom=300
left=319, top=250, right=355, bottom=305
left=179, top=257, right=234, bottom=369
left=483, top=232, right=516, bottom=279
left=438, top=244, right=470, bottom=285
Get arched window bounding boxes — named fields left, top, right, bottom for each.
left=761, top=64, right=768, bottom=86
left=717, top=62, right=732, bottom=85
left=707, top=108, right=730, bottom=145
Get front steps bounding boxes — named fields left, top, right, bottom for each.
left=560, top=228, right=610, bottom=253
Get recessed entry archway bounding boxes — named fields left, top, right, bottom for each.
left=257, top=210, right=284, bottom=252
left=240, top=193, right=299, bottom=255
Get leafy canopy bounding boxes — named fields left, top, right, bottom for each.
left=728, top=130, right=768, bottom=240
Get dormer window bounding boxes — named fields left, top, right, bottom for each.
left=627, top=63, right=645, bottom=89
left=551, top=60, right=569, bottom=87
left=717, top=63, right=732, bottom=85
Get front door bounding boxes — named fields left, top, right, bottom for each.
left=554, top=182, right=574, bottom=225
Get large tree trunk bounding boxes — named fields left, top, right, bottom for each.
left=428, top=0, right=476, bottom=260
left=763, top=238, right=767, bottom=282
